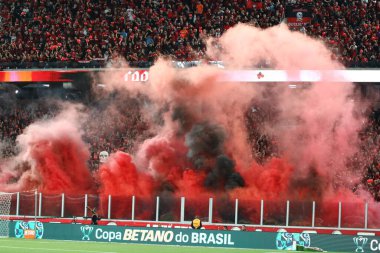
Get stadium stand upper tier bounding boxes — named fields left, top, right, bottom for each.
left=0, top=0, right=378, bottom=69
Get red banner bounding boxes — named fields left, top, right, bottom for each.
left=285, top=5, right=312, bottom=28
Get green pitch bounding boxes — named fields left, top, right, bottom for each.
left=0, top=238, right=342, bottom=253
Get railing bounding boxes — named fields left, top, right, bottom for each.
left=4, top=192, right=380, bottom=230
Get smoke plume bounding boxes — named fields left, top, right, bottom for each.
left=0, top=104, right=95, bottom=194
left=1, top=23, right=379, bottom=226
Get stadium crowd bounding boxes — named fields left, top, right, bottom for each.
left=0, top=101, right=58, bottom=157
left=0, top=0, right=378, bottom=68
left=360, top=108, right=380, bottom=201
left=0, top=98, right=148, bottom=171
left=83, top=97, right=149, bottom=170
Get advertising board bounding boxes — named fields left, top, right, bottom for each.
left=9, top=222, right=380, bottom=252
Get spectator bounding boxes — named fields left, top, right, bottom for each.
left=87, top=206, right=101, bottom=225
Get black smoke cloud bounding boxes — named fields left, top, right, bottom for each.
left=184, top=122, right=245, bottom=190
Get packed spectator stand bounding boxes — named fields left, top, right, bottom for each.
left=0, top=98, right=148, bottom=171
left=0, top=1, right=379, bottom=201
left=0, top=0, right=378, bottom=69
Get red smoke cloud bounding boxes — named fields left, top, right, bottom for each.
left=0, top=104, right=95, bottom=194
left=99, top=151, right=155, bottom=219
left=1, top=24, right=380, bottom=227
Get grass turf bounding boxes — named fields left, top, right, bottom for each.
left=0, top=238, right=343, bottom=253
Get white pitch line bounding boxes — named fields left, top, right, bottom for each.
left=0, top=246, right=117, bottom=253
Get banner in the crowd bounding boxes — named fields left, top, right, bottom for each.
left=99, top=151, right=109, bottom=164
left=8, top=222, right=380, bottom=252
left=285, top=4, right=312, bottom=28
